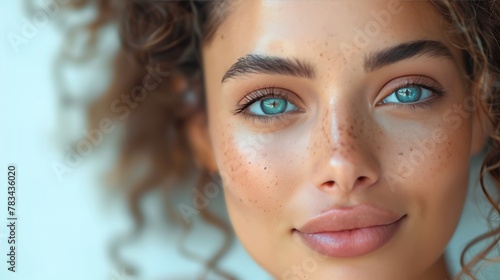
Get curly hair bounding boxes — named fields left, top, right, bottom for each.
left=46, top=0, right=500, bottom=279
left=429, top=1, right=500, bottom=278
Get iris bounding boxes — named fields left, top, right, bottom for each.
left=395, top=86, right=422, bottom=103
left=261, top=98, right=287, bottom=115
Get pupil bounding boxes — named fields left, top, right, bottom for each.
left=261, top=98, right=286, bottom=115
left=396, top=87, right=421, bottom=103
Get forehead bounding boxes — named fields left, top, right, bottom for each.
left=202, top=0, right=454, bottom=70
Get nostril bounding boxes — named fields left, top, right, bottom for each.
left=356, top=176, right=373, bottom=186
left=323, top=180, right=335, bottom=188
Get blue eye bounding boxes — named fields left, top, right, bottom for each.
left=248, top=97, right=298, bottom=115
left=382, top=86, right=434, bottom=104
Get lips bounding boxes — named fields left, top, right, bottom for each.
left=294, top=204, right=406, bottom=258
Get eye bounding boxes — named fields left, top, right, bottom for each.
left=232, top=87, right=303, bottom=119
left=247, top=97, right=298, bottom=116
left=381, top=86, right=434, bottom=104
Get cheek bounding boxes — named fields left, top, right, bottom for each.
left=212, top=123, right=310, bottom=271
left=215, top=126, right=306, bottom=215
left=385, top=121, right=471, bottom=205
left=382, top=117, right=472, bottom=262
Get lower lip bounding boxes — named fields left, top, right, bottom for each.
left=295, top=216, right=405, bottom=258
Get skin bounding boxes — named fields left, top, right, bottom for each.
left=190, top=0, right=485, bottom=279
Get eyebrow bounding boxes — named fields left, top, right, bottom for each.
left=222, top=40, right=454, bottom=83
left=221, top=54, right=315, bottom=83
left=364, top=40, right=454, bottom=72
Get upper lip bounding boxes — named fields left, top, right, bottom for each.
left=296, top=204, right=405, bottom=233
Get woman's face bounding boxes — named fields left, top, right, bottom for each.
left=201, top=0, right=480, bottom=279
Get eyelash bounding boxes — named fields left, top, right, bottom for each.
left=233, top=78, right=447, bottom=122
left=382, top=77, right=447, bottom=112
left=232, top=86, right=298, bottom=123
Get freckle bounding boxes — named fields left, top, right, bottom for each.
left=398, top=152, right=403, bottom=156
left=410, top=148, right=413, bottom=152
left=275, top=182, right=278, bottom=186
left=239, top=198, right=242, bottom=202
left=377, top=145, right=381, bottom=150
left=320, top=53, right=323, bottom=57
left=248, top=161, right=251, bottom=164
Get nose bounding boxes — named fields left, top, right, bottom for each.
left=311, top=110, right=380, bottom=194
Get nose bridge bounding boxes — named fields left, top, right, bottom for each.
left=317, top=98, right=362, bottom=156
left=311, top=98, right=379, bottom=193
